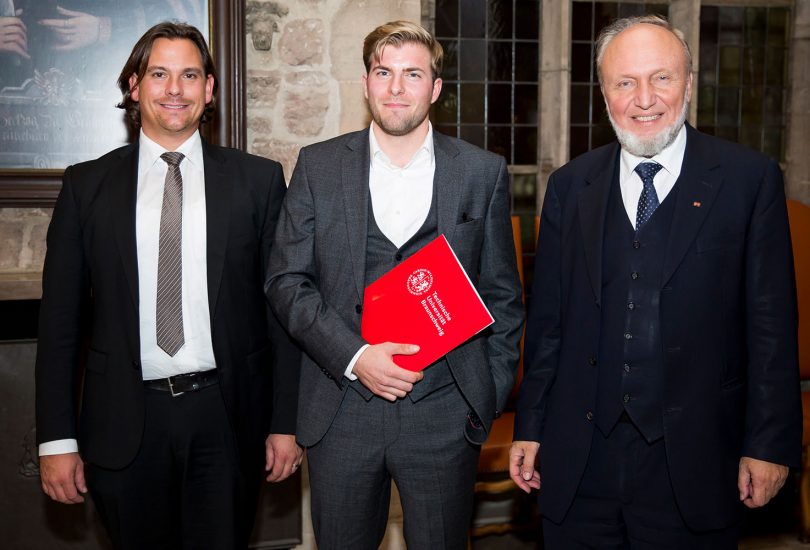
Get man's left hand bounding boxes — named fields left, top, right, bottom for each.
left=265, top=434, right=303, bottom=483
left=738, top=456, right=789, bottom=508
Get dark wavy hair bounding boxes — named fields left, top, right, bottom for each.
left=116, top=22, right=219, bottom=128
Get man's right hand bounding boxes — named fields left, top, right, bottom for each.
left=352, top=342, right=423, bottom=401
left=40, top=452, right=87, bottom=504
left=509, top=440, right=541, bottom=494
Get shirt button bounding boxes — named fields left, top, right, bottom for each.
left=623, top=363, right=631, bottom=373
left=633, top=240, right=641, bottom=249
left=627, top=301, right=635, bottom=310
left=623, top=394, right=631, bottom=403
left=624, top=332, right=632, bottom=340
left=631, top=272, right=639, bottom=280
left=395, top=253, right=403, bottom=261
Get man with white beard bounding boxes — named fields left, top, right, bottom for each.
left=510, top=14, right=800, bottom=549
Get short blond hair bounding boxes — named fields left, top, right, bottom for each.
left=363, top=20, right=443, bottom=80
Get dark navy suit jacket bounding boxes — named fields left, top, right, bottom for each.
left=516, top=124, right=801, bottom=530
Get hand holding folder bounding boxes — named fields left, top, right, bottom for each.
left=361, top=235, right=494, bottom=372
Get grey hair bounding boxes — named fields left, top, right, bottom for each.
left=594, top=14, right=692, bottom=85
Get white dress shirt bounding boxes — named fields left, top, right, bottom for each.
left=39, top=130, right=216, bottom=456
left=135, top=130, right=216, bottom=380
left=619, top=124, right=687, bottom=224
left=344, top=122, right=437, bottom=380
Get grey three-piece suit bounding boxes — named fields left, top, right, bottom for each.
left=266, top=128, right=524, bottom=549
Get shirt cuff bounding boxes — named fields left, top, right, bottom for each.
left=39, top=439, right=79, bottom=456
left=344, top=344, right=369, bottom=381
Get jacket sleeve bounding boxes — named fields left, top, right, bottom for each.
left=260, top=161, right=302, bottom=435
left=35, top=167, right=88, bottom=445
left=265, top=147, right=367, bottom=382
left=741, top=158, right=802, bottom=467
left=514, top=174, right=563, bottom=442
left=477, top=157, right=525, bottom=412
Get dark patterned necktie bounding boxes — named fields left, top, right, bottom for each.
left=634, top=161, right=663, bottom=231
left=156, top=152, right=185, bottom=356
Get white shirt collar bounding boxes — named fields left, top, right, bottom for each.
left=620, top=124, right=687, bottom=178
left=138, top=130, right=203, bottom=177
left=368, top=121, right=435, bottom=170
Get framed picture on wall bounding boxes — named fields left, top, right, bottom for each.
left=0, top=0, right=245, bottom=206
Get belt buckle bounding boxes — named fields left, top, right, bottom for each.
left=168, top=376, right=185, bottom=397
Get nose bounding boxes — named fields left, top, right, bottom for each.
left=634, top=81, right=655, bottom=110
left=166, top=75, right=181, bottom=96
left=390, top=73, right=404, bottom=96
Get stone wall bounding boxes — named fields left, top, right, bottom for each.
left=245, top=0, right=421, bottom=180
left=0, top=208, right=51, bottom=300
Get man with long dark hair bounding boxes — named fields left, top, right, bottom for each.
left=35, top=22, right=300, bottom=549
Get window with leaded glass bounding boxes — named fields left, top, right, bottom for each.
left=432, top=0, right=540, bottom=166
left=697, top=6, right=790, bottom=160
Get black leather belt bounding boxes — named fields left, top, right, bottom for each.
left=143, top=370, right=219, bottom=397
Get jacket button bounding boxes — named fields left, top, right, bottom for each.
left=623, top=394, right=631, bottom=403
left=586, top=411, right=594, bottom=421
left=624, top=332, right=632, bottom=340
left=355, top=304, right=362, bottom=314
left=588, top=356, right=597, bottom=366
left=633, top=240, right=641, bottom=249
left=395, top=253, right=403, bottom=261
left=624, top=363, right=631, bottom=373
left=131, top=360, right=139, bottom=370
left=631, top=271, right=639, bottom=280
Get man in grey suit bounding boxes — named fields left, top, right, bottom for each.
left=266, top=20, right=524, bottom=550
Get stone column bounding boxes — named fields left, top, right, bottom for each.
left=537, top=0, right=571, bottom=213
left=786, top=0, right=810, bottom=205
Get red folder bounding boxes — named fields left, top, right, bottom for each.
left=361, top=235, right=494, bottom=371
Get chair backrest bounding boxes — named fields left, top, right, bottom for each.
left=788, top=199, right=810, bottom=380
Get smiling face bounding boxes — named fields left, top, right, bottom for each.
left=362, top=41, right=442, bottom=138
left=129, top=37, right=214, bottom=150
left=600, top=23, right=692, bottom=157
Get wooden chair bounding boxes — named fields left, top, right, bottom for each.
left=470, top=215, right=537, bottom=538
left=788, top=200, right=810, bottom=541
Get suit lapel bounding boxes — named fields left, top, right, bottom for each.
left=202, top=140, right=231, bottom=316
left=433, top=133, right=462, bottom=241
left=341, top=130, right=371, bottom=301
left=578, top=144, right=619, bottom=306
left=111, top=144, right=140, bottom=309
left=661, top=126, right=722, bottom=286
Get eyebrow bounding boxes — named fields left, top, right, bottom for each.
left=371, top=64, right=426, bottom=74
left=146, top=65, right=204, bottom=75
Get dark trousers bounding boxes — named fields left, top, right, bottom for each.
left=543, top=418, right=740, bottom=549
left=86, top=383, right=255, bottom=550
left=307, top=382, right=480, bottom=550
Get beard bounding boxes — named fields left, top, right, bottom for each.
left=368, top=101, right=431, bottom=137
left=607, top=91, right=689, bottom=157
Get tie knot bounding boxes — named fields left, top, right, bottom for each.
left=161, top=152, right=185, bottom=167
left=634, top=161, right=663, bottom=183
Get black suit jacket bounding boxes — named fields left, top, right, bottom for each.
left=35, top=137, right=300, bottom=472
left=515, top=125, right=801, bottom=530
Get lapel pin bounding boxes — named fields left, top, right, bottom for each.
left=692, top=201, right=701, bottom=208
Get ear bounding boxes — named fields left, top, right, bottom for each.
left=362, top=73, right=369, bottom=101
left=205, top=74, right=214, bottom=104
left=685, top=72, right=693, bottom=103
left=430, top=77, right=442, bottom=105
left=128, top=73, right=140, bottom=101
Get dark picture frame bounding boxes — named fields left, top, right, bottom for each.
left=0, top=0, right=246, bottom=207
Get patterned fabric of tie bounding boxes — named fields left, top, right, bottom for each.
left=634, top=161, right=664, bottom=231
left=156, top=152, right=185, bottom=356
